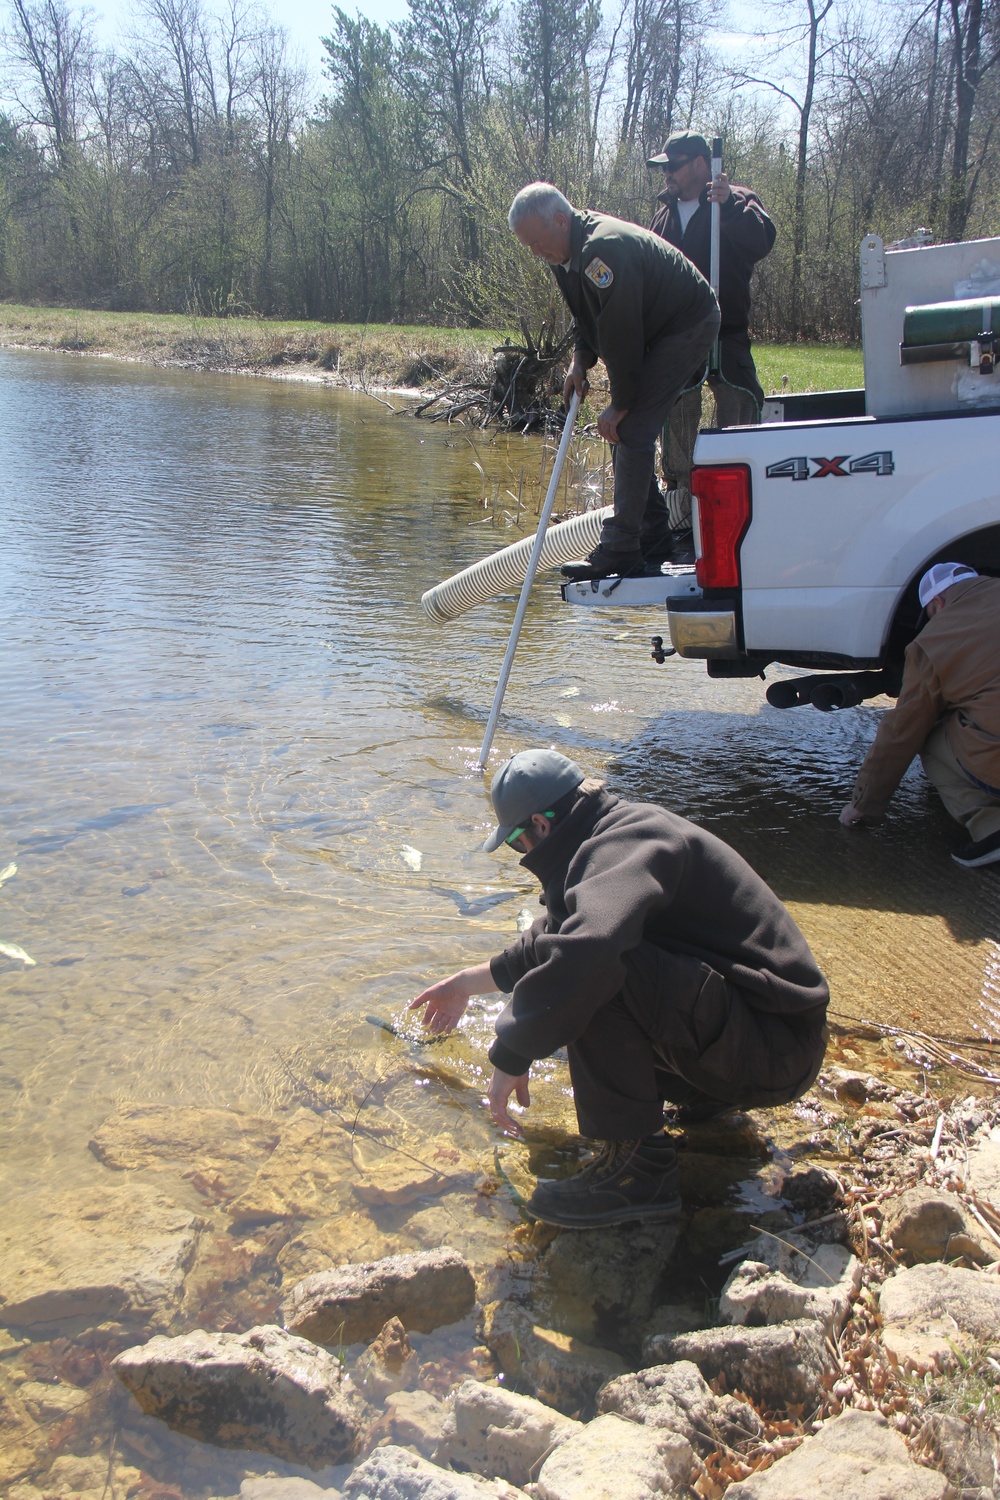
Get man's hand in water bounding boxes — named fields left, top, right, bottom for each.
left=486, top=1066, right=530, bottom=1134
left=409, top=961, right=495, bottom=1034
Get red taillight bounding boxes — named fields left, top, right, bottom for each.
left=692, top=464, right=751, bottom=590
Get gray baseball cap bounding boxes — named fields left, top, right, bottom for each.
left=483, top=749, right=585, bottom=853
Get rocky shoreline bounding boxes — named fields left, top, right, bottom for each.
left=2, top=1041, right=1000, bottom=1499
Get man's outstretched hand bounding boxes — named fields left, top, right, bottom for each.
left=486, top=1066, right=530, bottom=1135
left=839, top=803, right=864, bottom=827
left=408, top=960, right=496, bottom=1034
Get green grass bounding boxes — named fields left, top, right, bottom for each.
left=754, top=343, right=863, bottom=396
left=0, top=302, right=863, bottom=395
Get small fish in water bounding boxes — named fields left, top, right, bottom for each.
left=365, top=1014, right=449, bottom=1046
left=0, top=863, right=16, bottom=887
left=0, top=941, right=36, bottom=967
left=516, top=907, right=535, bottom=932
left=430, top=886, right=518, bottom=918
left=400, top=845, right=423, bottom=872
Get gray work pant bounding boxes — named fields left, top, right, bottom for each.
left=601, top=309, right=720, bottom=556
left=567, top=940, right=828, bottom=1140
left=658, top=332, right=764, bottom=533
left=920, top=722, right=1000, bottom=842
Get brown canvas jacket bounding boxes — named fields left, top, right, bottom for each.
left=852, top=575, right=1000, bottom=816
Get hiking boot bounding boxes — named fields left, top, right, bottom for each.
left=525, top=1135, right=681, bottom=1229
left=952, top=829, right=1000, bottom=868
left=561, top=544, right=645, bottom=582
left=663, top=1097, right=734, bottom=1127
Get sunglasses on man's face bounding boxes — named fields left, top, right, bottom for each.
left=505, top=811, right=556, bottom=847
left=663, top=157, right=693, bottom=172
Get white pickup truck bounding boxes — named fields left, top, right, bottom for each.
left=564, top=232, right=1000, bottom=711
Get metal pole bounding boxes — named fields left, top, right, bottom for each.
left=709, top=135, right=723, bottom=377
left=478, top=390, right=581, bottom=770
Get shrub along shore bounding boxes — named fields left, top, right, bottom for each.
left=0, top=304, right=864, bottom=402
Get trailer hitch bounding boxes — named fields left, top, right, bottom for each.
left=974, top=330, right=996, bottom=375
left=651, top=635, right=677, bottom=664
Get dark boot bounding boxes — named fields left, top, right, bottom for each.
left=561, top=543, right=645, bottom=582
left=525, top=1134, right=681, bottom=1229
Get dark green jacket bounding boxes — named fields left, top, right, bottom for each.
left=552, top=210, right=718, bottom=408
left=488, top=787, right=828, bottom=1076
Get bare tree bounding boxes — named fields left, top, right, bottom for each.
left=2, top=0, right=94, bottom=165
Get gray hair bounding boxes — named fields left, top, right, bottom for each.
left=508, top=182, right=573, bottom=232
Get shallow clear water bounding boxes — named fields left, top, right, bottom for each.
left=0, top=348, right=997, bottom=1492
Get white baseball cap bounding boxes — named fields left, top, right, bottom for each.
left=917, top=562, right=978, bottom=609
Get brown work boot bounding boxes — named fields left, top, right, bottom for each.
left=561, top=543, right=644, bottom=582
left=525, top=1134, right=681, bottom=1229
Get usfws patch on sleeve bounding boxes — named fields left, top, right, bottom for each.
left=584, top=256, right=614, bottom=288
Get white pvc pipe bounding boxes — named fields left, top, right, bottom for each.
left=420, top=505, right=611, bottom=623
left=478, top=393, right=581, bottom=769
left=709, top=135, right=722, bottom=376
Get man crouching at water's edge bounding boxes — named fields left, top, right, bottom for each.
left=410, top=750, right=829, bottom=1229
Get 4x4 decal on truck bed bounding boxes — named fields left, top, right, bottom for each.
left=765, top=451, right=895, bottom=480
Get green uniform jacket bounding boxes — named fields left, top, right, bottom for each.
left=552, top=210, right=718, bottom=409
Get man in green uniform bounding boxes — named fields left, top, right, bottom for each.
left=410, top=749, right=829, bottom=1229
left=508, top=182, right=720, bottom=580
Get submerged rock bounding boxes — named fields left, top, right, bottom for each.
left=355, top=1316, right=420, bottom=1401
left=879, top=1262, right=1000, bottom=1371
left=435, top=1378, right=582, bottom=1487
left=480, top=1301, right=627, bottom=1415
left=0, top=1372, right=44, bottom=1489
left=0, top=1183, right=201, bottom=1328
left=281, top=1248, right=476, bottom=1347
left=227, top=1109, right=349, bottom=1227
left=370, top=1389, right=450, bottom=1456
left=534, top=1412, right=694, bottom=1500
left=597, top=1360, right=763, bottom=1455
left=112, top=1324, right=371, bottom=1467
left=342, top=1445, right=528, bottom=1498
left=644, top=1319, right=836, bottom=1411
left=89, top=1104, right=280, bottom=1194
left=722, top=1408, right=949, bottom=1497
left=241, top=1480, right=340, bottom=1500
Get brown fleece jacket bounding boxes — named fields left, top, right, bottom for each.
left=487, top=787, right=828, bottom=1077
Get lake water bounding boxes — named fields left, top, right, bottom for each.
left=1, top=347, right=998, bottom=1492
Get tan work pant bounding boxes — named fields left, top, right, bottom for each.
left=920, top=722, right=1000, bottom=841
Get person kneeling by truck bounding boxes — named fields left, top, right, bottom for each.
left=840, top=563, right=1000, bottom=869
left=410, top=749, right=829, bottom=1229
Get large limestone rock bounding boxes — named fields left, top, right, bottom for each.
left=481, top=1301, right=627, bottom=1415
left=722, top=1408, right=950, bottom=1498
left=881, top=1185, right=993, bottom=1264
left=281, top=1248, right=476, bottom=1347
left=435, top=1379, right=582, bottom=1487
left=597, top=1360, right=763, bottom=1455
left=342, top=1445, right=528, bottom=1498
left=966, top=1124, right=1000, bottom=1205
left=537, top=1220, right=681, bottom=1344
left=0, top=1183, right=201, bottom=1327
left=879, top=1262, right=1000, bottom=1370
left=535, top=1412, right=694, bottom=1500
left=112, top=1324, right=371, bottom=1467
left=719, top=1238, right=861, bottom=1336
left=643, top=1319, right=836, bottom=1411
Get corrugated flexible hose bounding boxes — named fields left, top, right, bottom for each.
left=420, top=505, right=612, bottom=623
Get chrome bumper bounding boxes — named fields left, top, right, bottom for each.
left=666, top=596, right=740, bottom=658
